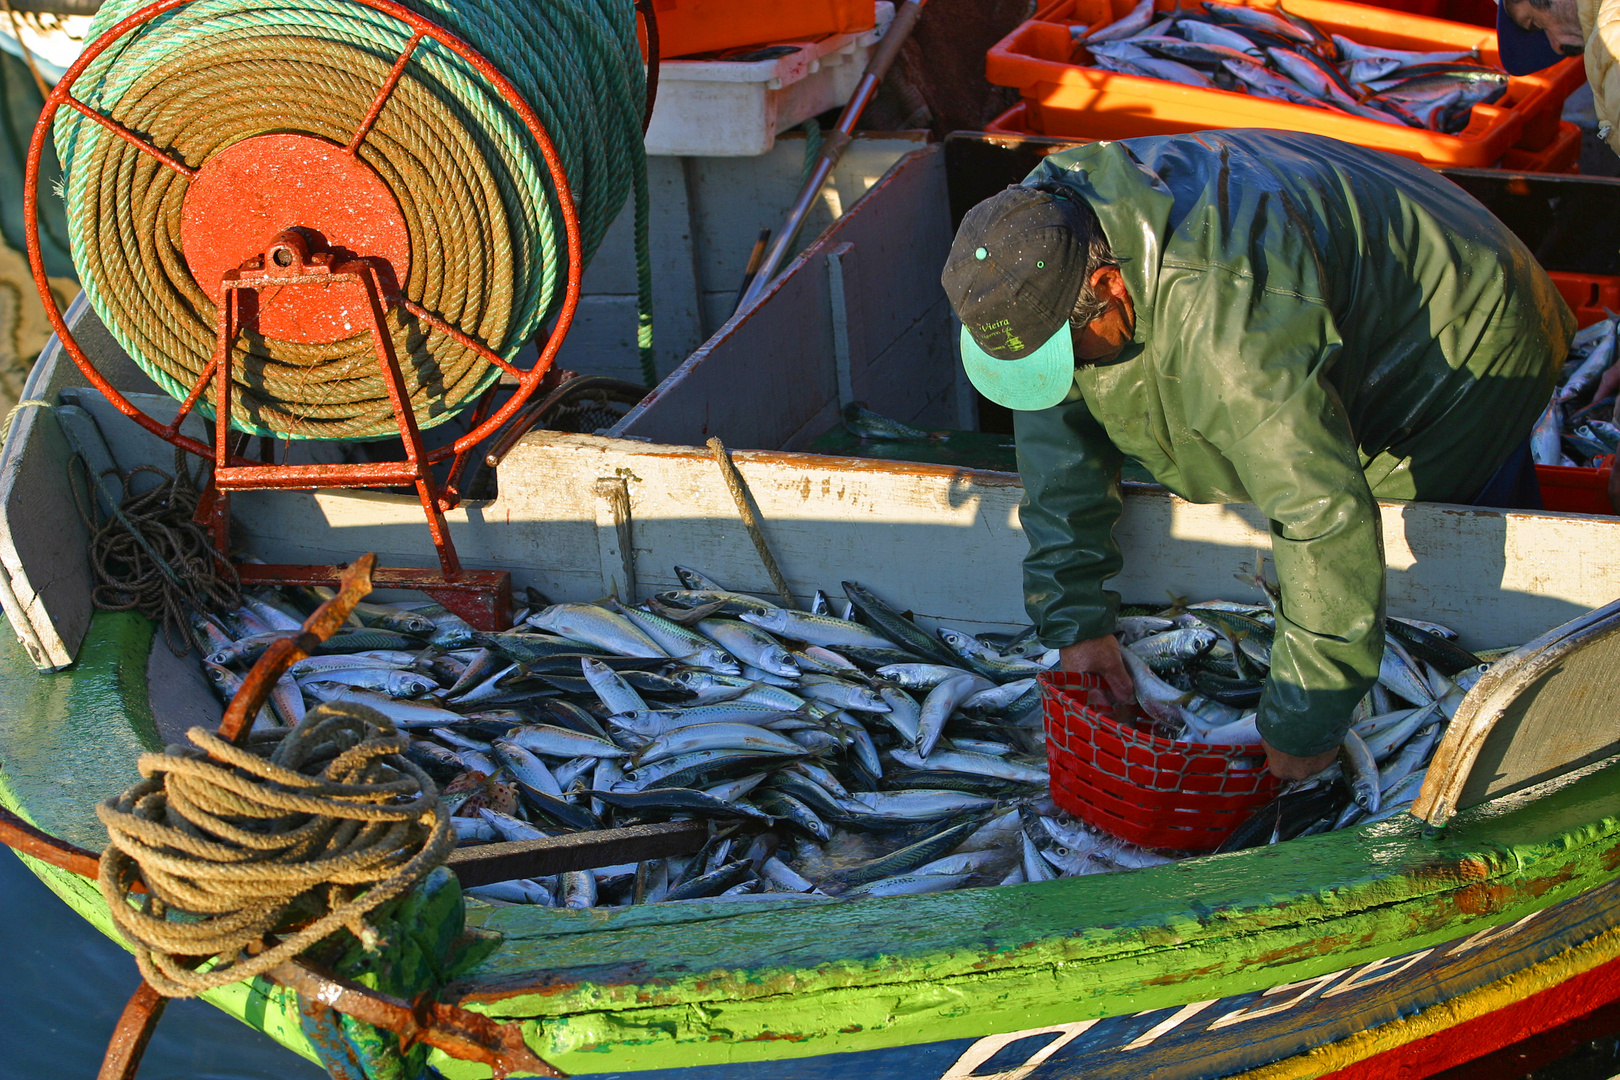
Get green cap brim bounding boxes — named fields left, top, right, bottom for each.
left=959, top=323, right=1075, bottom=411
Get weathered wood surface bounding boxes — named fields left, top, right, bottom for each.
left=1417, top=598, right=1620, bottom=825
left=613, top=144, right=958, bottom=450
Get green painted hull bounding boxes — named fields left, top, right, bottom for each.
left=4, top=611, right=1620, bottom=1078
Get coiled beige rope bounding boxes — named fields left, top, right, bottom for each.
left=97, top=700, right=453, bottom=997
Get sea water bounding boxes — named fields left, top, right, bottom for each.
left=0, top=849, right=326, bottom=1080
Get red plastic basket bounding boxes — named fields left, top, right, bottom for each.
left=1538, top=457, right=1614, bottom=514
left=1040, top=671, right=1280, bottom=851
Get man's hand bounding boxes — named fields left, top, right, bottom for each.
left=1059, top=635, right=1134, bottom=705
left=1261, top=739, right=1339, bottom=781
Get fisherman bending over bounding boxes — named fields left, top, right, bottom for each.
left=941, top=130, right=1573, bottom=780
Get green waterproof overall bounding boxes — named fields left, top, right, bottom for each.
left=1013, top=131, right=1574, bottom=756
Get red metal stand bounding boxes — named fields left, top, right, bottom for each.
left=183, top=229, right=510, bottom=628
left=22, top=0, right=595, bottom=632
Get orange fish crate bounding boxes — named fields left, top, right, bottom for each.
left=984, top=0, right=1586, bottom=169
left=649, top=0, right=876, bottom=58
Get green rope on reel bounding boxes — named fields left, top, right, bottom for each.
left=57, top=0, right=655, bottom=440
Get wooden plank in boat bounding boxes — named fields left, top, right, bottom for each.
left=1417, top=598, right=1620, bottom=825
left=446, top=821, right=708, bottom=887
left=0, top=388, right=89, bottom=669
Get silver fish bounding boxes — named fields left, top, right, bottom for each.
left=761, top=856, right=818, bottom=892
left=561, top=869, right=597, bottom=909
left=877, top=685, right=923, bottom=744
left=635, top=722, right=807, bottom=765
left=838, top=789, right=997, bottom=822
left=962, top=678, right=1037, bottom=712
left=843, top=873, right=974, bottom=898
left=699, top=619, right=800, bottom=678
left=1378, top=722, right=1441, bottom=792
left=301, top=684, right=460, bottom=728
left=890, top=747, right=1048, bottom=784
left=466, top=879, right=553, bottom=905
left=1081, top=0, right=1155, bottom=43
left=493, top=739, right=566, bottom=798
left=917, top=673, right=995, bottom=758
left=582, top=657, right=648, bottom=715
left=290, top=651, right=419, bottom=677
left=528, top=604, right=666, bottom=658
left=1021, top=832, right=1058, bottom=883
left=617, top=604, right=741, bottom=673
left=1340, top=729, right=1382, bottom=813
left=739, top=608, right=897, bottom=651
left=1379, top=636, right=1435, bottom=705
left=875, top=663, right=974, bottom=690
left=797, top=674, right=889, bottom=713
left=296, top=667, right=437, bottom=697
left=912, top=850, right=1003, bottom=877
left=508, top=724, right=630, bottom=760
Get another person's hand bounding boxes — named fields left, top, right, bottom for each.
left=1261, top=739, right=1339, bottom=781
left=1059, top=635, right=1134, bottom=705
left=1595, top=359, right=1620, bottom=414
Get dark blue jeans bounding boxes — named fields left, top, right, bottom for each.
left=1470, top=436, right=1543, bottom=511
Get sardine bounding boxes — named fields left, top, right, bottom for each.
left=740, top=608, right=898, bottom=651
left=698, top=619, right=800, bottom=678
left=1339, top=729, right=1382, bottom=812
left=917, top=674, right=996, bottom=757
left=528, top=604, right=666, bottom=658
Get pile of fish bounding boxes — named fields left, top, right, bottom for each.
left=1111, top=589, right=1494, bottom=849
left=1532, top=313, right=1620, bottom=468
left=189, top=568, right=1505, bottom=908
left=1072, top=0, right=1508, bottom=133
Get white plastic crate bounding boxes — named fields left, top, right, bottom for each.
left=644, top=2, right=893, bottom=157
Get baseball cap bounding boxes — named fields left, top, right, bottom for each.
left=941, top=185, right=1091, bottom=412
left=1496, top=0, right=1567, bottom=75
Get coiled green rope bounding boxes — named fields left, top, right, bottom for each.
left=57, top=0, right=654, bottom=440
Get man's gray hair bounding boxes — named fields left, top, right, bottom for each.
left=1026, top=186, right=1118, bottom=328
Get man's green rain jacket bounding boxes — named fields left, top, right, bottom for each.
left=1013, top=131, right=1573, bottom=756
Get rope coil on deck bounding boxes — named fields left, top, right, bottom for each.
left=71, top=454, right=241, bottom=654
left=96, top=700, right=453, bottom=997
left=58, top=0, right=654, bottom=440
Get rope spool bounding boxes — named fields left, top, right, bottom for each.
left=96, top=700, right=453, bottom=997
left=57, top=0, right=653, bottom=441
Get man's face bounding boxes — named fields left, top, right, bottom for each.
left=1071, top=266, right=1136, bottom=364
left=1504, top=0, right=1585, bottom=57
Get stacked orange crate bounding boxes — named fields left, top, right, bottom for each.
left=982, top=0, right=1585, bottom=171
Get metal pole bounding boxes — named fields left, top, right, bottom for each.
left=734, top=0, right=930, bottom=313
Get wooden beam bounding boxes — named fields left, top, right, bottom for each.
left=445, top=820, right=709, bottom=888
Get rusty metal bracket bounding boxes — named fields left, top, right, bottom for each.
left=279, top=960, right=563, bottom=1079
left=217, top=552, right=376, bottom=744
left=97, top=982, right=169, bottom=1080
